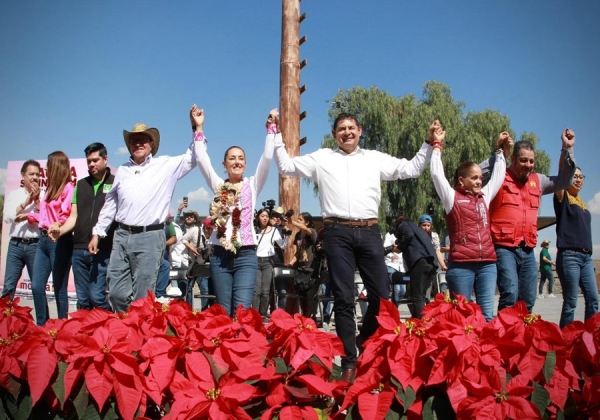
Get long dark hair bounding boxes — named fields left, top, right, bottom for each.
left=45, top=151, right=71, bottom=202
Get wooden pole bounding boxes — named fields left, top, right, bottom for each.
left=280, top=0, right=301, bottom=264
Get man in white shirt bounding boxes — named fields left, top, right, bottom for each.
left=89, top=123, right=196, bottom=312
left=2, top=160, right=41, bottom=299
left=274, top=113, right=440, bottom=383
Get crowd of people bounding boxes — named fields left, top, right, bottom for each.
left=2, top=107, right=597, bottom=385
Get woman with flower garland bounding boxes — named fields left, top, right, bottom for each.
left=430, top=128, right=510, bottom=321
left=190, top=105, right=276, bottom=316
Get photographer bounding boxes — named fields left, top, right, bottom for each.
left=288, top=212, right=319, bottom=318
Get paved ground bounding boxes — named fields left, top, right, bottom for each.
left=15, top=292, right=586, bottom=328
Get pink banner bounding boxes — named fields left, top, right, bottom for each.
left=1, top=159, right=91, bottom=299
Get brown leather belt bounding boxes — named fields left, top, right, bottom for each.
left=323, top=217, right=378, bottom=227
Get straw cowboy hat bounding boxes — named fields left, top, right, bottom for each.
left=272, top=206, right=285, bottom=215
left=183, top=210, right=200, bottom=223
left=123, top=123, right=160, bottom=156
left=541, top=240, right=551, bottom=247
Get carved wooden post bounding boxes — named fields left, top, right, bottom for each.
left=279, top=0, right=306, bottom=264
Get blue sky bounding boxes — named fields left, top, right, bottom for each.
left=1, top=1, right=599, bottom=256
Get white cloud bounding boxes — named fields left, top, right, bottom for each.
left=587, top=192, right=600, bottom=215
left=188, top=187, right=211, bottom=202
left=116, top=147, right=129, bottom=155
left=0, top=168, right=6, bottom=195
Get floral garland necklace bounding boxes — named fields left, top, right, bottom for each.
left=210, top=181, right=243, bottom=253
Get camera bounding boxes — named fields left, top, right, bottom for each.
left=262, top=199, right=276, bottom=210
left=284, top=209, right=295, bottom=218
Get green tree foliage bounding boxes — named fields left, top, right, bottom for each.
left=319, top=81, right=551, bottom=234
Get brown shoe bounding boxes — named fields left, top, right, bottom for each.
left=340, top=368, right=356, bottom=384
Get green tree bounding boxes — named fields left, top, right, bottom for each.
left=319, top=81, right=551, bottom=234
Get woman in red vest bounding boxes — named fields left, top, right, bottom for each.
left=430, top=128, right=510, bottom=321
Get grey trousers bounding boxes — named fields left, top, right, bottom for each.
left=107, top=228, right=164, bottom=312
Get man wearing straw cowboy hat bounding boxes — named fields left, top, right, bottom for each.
left=89, top=122, right=196, bottom=312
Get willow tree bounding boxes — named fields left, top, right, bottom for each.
left=320, top=81, right=551, bottom=234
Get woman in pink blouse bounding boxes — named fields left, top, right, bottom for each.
left=30, top=151, right=74, bottom=325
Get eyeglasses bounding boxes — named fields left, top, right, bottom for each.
left=574, top=175, right=585, bottom=180
left=185, top=215, right=194, bottom=218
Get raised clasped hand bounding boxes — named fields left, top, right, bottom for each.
left=427, top=120, right=445, bottom=144
left=561, top=128, right=575, bottom=149
left=190, top=104, right=205, bottom=129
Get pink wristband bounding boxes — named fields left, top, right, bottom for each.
left=194, top=131, right=206, bottom=142
left=267, top=124, right=277, bottom=134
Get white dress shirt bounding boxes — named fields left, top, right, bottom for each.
left=274, top=139, right=433, bottom=219
left=93, top=143, right=196, bottom=237
left=4, top=187, right=40, bottom=238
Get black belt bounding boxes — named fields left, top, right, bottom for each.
left=324, top=217, right=378, bottom=227
left=11, top=237, right=39, bottom=244
left=118, top=222, right=164, bottom=234
left=561, top=247, right=592, bottom=254
left=241, top=245, right=257, bottom=251
left=40, top=228, right=49, bottom=237
left=517, top=241, right=533, bottom=251
left=258, top=256, right=273, bottom=261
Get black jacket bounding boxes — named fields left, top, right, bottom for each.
left=73, top=169, right=116, bottom=250
left=395, top=220, right=438, bottom=272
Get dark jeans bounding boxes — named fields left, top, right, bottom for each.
left=495, top=245, right=538, bottom=312
left=71, top=248, right=112, bottom=310
left=1, top=238, right=38, bottom=299
left=253, top=257, right=274, bottom=316
left=408, top=257, right=436, bottom=319
left=156, top=257, right=170, bottom=298
left=539, top=268, right=554, bottom=294
left=31, top=235, right=73, bottom=326
left=323, top=223, right=390, bottom=370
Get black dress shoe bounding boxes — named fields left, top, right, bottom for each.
left=340, top=368, right=356, bottom=384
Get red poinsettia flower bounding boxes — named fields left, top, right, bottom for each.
left=421, top=292, right=485, bottom=323
left=266, top=309, right=344, bottom=376
left=62, top=324, right=145, bottom=420
left=166, top=352, right=256, bottom=420
left=457, top=367, right=539, bottom=419
left=0, top=295, right=34, bottom=335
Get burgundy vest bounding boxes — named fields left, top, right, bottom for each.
left=445, top=188, right=496, bottom=263
left=489, top=171, right=541, bottom=248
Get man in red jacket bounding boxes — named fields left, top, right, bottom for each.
left=485, top=129, right=576, bottom=313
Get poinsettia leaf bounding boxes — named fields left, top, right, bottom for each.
left=391, top=377, right=416, bottom=410
left=25, top=344, right=57, bottom=405
left=203, top=351, right=230, bottom=383
left=531, top=381, right=550, bottom=417
left=273, top=357, right=290, bottom=375
left=80, top=402, right=102, bottom=420
left=358, top=390, right=395, bottom=420
left=51, top=360, right=68, bottom=408
left=295, top=374, right=335, bottom=397
left=85, top=359, right=113, bottom=411
left=543, top=350, right=557, bottom=384
left=113, top=370, right=143, bottom=420
left=72, top=379, right=90, bottom=419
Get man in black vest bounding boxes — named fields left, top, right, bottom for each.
left=393, top=214, right=438, bottom=319
left=56, top=143, right=114, bottom=310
